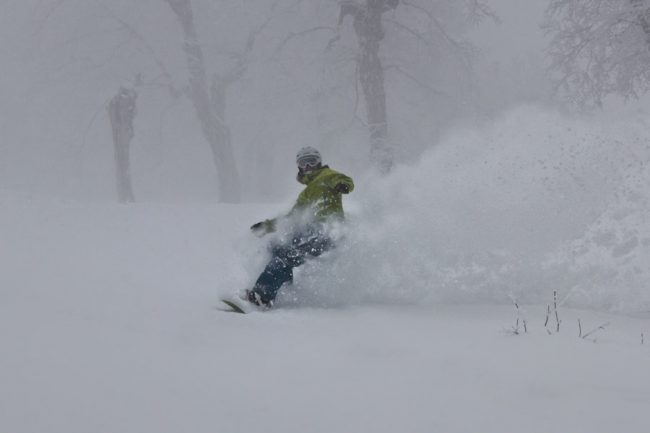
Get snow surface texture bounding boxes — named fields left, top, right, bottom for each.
left=2, top=107, right=650, bottom=432
left=1, top=198, right=649, bottom=433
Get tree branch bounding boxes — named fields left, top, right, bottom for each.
left=271, top=26, right=338, bottom=59
left=96, top=1, right=176, bottom=93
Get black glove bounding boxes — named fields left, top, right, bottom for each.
left=334, top=183, right=351, bottom=194
left=251, top=220, right=275, bottom=237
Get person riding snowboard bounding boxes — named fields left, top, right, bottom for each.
left=246, top=147, right=354, bottom=307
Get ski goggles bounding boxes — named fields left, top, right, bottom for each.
left=297, top=155, right=321, bottom=170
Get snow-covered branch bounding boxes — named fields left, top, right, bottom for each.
left=544, top=0, right=650, bottom=107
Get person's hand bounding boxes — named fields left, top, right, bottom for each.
left=334, top=183, right=351, bottom=194
left=251, top=220, right=275, bottom=237
left=250, top=221, right=267, bottom=236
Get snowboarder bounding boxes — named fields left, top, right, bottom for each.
left=245, top=147, right=354, bottom=307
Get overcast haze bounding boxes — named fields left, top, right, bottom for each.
left=0, top=0, right=560, bottom=201
left=2, top=2, right=650, bottom=432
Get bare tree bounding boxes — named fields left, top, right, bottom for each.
left=338, top=0, right=397, bottom=173
left=544, top=0, right=650, bottom=107
left=108, top=85, right=138, bottom=203
left=333, top=0, right=493, bottom=172
left=209, top=18, right=270, bottom=173
left=35, top=0, right=266, bottom=202
left=165, top=0, right=241, bottom=202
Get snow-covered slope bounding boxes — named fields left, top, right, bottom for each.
left=3, top=106, right=650, bottom=432
left=1, top=192, right=649, bottom=433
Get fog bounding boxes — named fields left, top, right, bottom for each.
left=2, top=1, right=650, bottom=312
left=3, top=4, right=650, bottom=431
left=1, top=0, right=562, bottom=201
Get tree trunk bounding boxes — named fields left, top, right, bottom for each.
left=108, top=86, right=137, bottom=203
left=166, top=0, right=241, bottom=202
left=210, top=75, right=233, bottom=156
left=351, top=0, right=393, bottom=173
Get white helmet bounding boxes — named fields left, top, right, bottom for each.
left=296, top=146, right=322, bottom=170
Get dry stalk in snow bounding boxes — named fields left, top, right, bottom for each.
left=544, top=304, right=552, bottom=335
left=581, top=322, right=610, bottom=341
left=508, top=297, right=527, bottom=335
left=554, top=290, right=561, bottom=333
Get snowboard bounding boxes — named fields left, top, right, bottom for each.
left=218, top=298, right=248, bottom=314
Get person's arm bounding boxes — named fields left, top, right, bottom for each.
left=328, top=172, right=354, bottom=194
left=251, top=189, right=309, bottom=236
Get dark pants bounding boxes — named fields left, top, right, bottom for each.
left=251, top=228, right=332, bottom=305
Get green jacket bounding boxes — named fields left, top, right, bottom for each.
left=266, top=166, right=354, bottom=231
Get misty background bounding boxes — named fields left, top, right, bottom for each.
left=1, top=0, right=649, bottom=312
left=0, top=0, right=581, bottom=200
left=3, top=4, right=650, bottom=432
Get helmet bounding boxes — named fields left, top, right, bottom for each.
left=296, top=146, right=322, bottom=171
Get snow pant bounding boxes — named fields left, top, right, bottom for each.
left=251, top=228, right=332, bottom=305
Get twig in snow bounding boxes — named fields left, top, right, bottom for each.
left=642, top=333, right=644, bottom=345
left=511, top=317, right=520, bottom=335
left=544, top=304, right=552, bottom=334
left=554, top=290, right=561, bottom=333
left=578, top=318, right=582, bottom=338
left=508, top=297, right=527, bottom=335
left=581, top=323, right=610, bottom=341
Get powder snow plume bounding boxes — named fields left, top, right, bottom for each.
left=287, top=106, right=650, bottom=313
